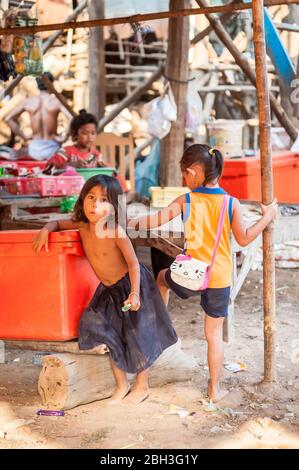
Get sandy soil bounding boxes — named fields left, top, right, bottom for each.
left=0, top=254, right=298, bottom=449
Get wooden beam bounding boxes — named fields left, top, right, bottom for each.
left=88, top=0, right=105, bottom=120
left=160, top=0, right=189, bottom=187
left=97, top=65, right=164, bottom=132
left=195, top=0, right=298, bottom=141
left=1, top=0, right=88, bottom=99
left=198, top=84, right=280, bottom=92
left=275, top=22, right=299, bottom=33
left=190, top=12, right=232, bottom=46
left=252, top=0, right=276, bottom=384
left=41, top=74, right=76, bottom=118
left=0, top=0, right=298, bottom=35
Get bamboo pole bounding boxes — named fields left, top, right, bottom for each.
left=195, top=0, right=298, bottom=141
left=97, top=65, right=164, bottom=132
left=1, top=0, right=88, bottom=99
left=0, top=0, right=298, bottom=35
left=252, top=0, right=276, bottom=383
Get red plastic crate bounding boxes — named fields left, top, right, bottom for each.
left=24, top=177, right=56, bottom=196
left=0, top=230, right=99, bottom=340
left=0, top=175, right=85, bottom=197
left=0, top=177, right=25, bottom=196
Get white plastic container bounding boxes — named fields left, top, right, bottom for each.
left=207, top=119, right=245, bottom=157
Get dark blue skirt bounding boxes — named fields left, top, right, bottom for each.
left=78, top=264, right=178, bottom=373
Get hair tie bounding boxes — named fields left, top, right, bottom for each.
left=208, top=148, right=215, bottom=157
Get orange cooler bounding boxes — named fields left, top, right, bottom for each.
left=221, top=151, right=299, bottom=203
left=0, top=230, right=99, bottom=341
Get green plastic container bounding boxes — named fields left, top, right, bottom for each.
left=76, top=167, right=116, bottom=181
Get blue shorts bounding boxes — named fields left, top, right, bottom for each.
left=165, top=268, right=230, bottom=318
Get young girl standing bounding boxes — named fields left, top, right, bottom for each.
left=129, top=144, right=277, bottom=402
left=32, top=175, right=177, bottom=405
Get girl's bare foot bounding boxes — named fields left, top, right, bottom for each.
left=208, top=382, right=229, bottom=403
left=106, top=384, right=130, bottom=406
left=123, top=387, right=149, bottom=405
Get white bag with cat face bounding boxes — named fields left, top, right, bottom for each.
left=170, top=254, right=209, bottom=291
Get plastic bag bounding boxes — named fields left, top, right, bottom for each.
left=185, top=81, right=203, bottom=131
left=145, top=85, right=177, bottom=139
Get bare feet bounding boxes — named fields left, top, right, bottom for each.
left=123, top=387, right=149, bottom=405
left=106, top=384, right=130, bottom=406
left=82, top=344, right=109, bottom=355
left=208, top=382, right=229, bottom=403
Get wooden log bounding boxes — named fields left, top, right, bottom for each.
left=252, top=0, right=276, bottom=383
left=195, top=0, right=298, bottom=142
left=160, top=0, right=190, bottom=187
left=37, top=340, right=199, bottom=410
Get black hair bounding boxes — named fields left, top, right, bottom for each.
left=36, top=72, right=54, bottom=91
left=73, top=175, right=124, bottom=225
left=70, top=109, right=97, bottom=140
left=180, top=144, right=224, bottom=186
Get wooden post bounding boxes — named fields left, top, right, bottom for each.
left=160, top=0, right=190, bottom=187
left=252, top=0, right=276, bottom=383
left=88, top=0, right=106, bottom=120
left=195, top=0, right=298, bottom=142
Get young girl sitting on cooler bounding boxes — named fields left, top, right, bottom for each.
left=32, top=175, right=178, bottom=405
left=129, top=144, right=277, bottom=402
left=46, top=110, right=127, bottom=192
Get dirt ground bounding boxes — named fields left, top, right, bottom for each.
left=0, top=251, right=298, bottom=449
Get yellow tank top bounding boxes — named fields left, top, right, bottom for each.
left=183, top=187, right=233, bottom=288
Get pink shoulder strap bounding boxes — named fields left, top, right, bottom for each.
left=209, top=194, right=229, bottom=268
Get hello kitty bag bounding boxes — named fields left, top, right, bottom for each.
left=170, top=195, right=229, bottom=291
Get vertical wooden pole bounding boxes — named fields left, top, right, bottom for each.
left=160, top=0, right=190, bottom=187
left=252, top=0, right=276, bottom=383
left=88, top=0, right=106, bottom=120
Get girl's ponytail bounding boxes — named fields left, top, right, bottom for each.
left=212, top=148, right=224, bottom=181
left=180, top=144, right=224, bottom=186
